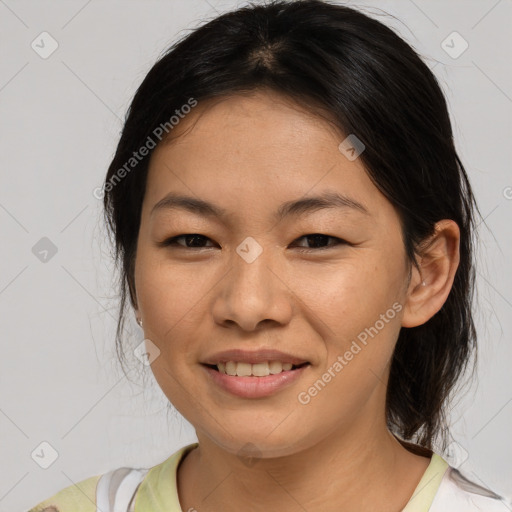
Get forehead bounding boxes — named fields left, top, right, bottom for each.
left=158, top=89, right=343, bottom=152
left=143, top=90, right=393, bottom=225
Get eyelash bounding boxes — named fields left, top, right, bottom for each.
left=159, top=233, right=347, bottom=252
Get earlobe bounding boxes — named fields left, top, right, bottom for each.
left=401, top=219, right=460, bottom=328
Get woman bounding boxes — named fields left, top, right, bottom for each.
left=28, top=0, right=509, bottom=510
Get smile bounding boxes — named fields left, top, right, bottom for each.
left=207, top=361, right=310, bottom=377
left=201, top=362, right=311, bottom=398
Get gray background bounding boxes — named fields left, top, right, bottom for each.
left=1, top=0, right=511, bottom=510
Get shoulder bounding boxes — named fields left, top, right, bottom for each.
left=26, top=467, right=149, bottom=512
left=27, top=444, right=198, bottom=512
left=430, top=465, right=510, bottom=511
left=27, top=474, right=101, bottom=512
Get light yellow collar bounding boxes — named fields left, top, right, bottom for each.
left=135, top=442, right=198, bottom=512
left=135, top=443, right=449, bottom=512
left=402, top=453, right=450, bottom=511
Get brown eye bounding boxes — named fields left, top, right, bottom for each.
left=291, top=234, right=346, bottom=251
left=160, top=234, right=215, bottom=249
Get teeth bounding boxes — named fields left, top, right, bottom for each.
left=225, top=361, right=237, bottom=375
left=269, top=361, right=283, bottom=374
left=236, top=362, right=252, bottom=377
left=216, top=361, right=299, bottom=377
left=252, top=362, right=270, bottom=376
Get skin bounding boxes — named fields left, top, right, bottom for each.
left=133, top=89, right=460, bottom=512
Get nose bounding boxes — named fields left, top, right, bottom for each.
left=211, top=244, right=294, bottom=332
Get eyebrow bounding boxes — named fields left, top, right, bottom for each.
left=150, top=190, right=371, bottom=221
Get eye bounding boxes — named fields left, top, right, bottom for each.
left=158, top=233, right=347, bottom=251
left=159, top=234, right=215, bottom=249
left=291, top=234, right=346, bottom=251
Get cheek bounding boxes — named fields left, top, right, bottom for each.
left=136, top=244, right=201, bottom=304
left=296, top=257, right=397, bottom=327
left=135, top=256, right=201, bottom=407
left=134, top=252, right=203, bottom=355
left=302, top=256, right=404, bottom=366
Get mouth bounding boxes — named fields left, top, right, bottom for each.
left=201, top=360, right=311, bottom=398
left=202, top=361, right=311, bottom=377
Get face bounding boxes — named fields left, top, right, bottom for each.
left=133, top=89, right=412, bottom=458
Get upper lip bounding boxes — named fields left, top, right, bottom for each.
left=201, top=349, right=310, bottom=366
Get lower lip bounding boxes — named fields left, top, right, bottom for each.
left=201, top=364, right=310, bottom=398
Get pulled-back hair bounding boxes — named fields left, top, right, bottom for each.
left=103, top=0, right=480, bottom=454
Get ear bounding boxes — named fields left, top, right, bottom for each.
left=401, top=219, right=460, bottom=328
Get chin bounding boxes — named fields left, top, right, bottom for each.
left=201, top=423, right=316, bottom=459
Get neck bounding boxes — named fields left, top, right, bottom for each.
left=177, top=415, right=431, bottom=512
